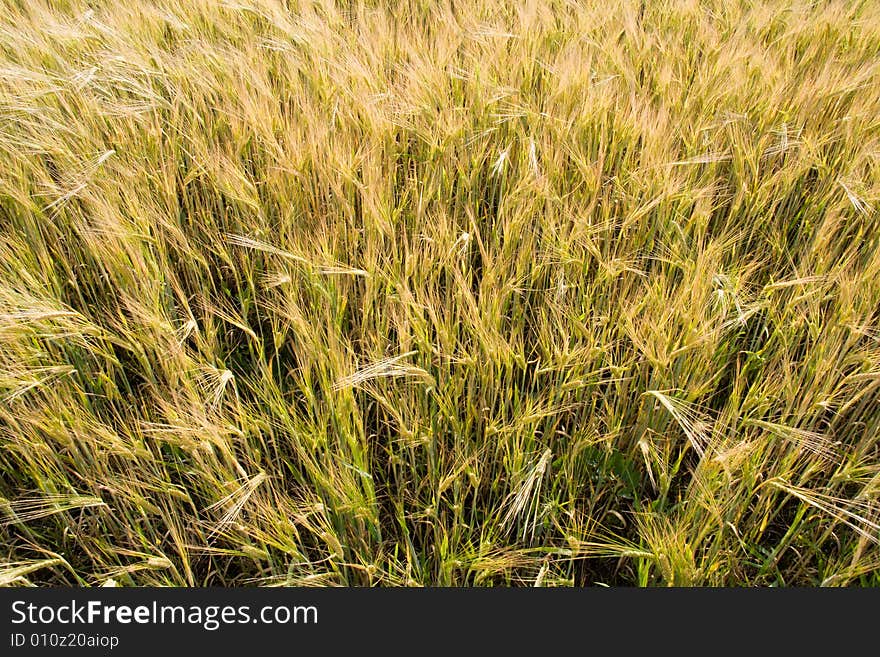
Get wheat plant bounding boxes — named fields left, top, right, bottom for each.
left=1, top=0, right=879, bottom=586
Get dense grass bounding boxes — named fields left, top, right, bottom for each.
left=1, top=0, right=879, bottom=586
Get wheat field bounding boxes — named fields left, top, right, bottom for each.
left=1, top=0, right=879, bottom=586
